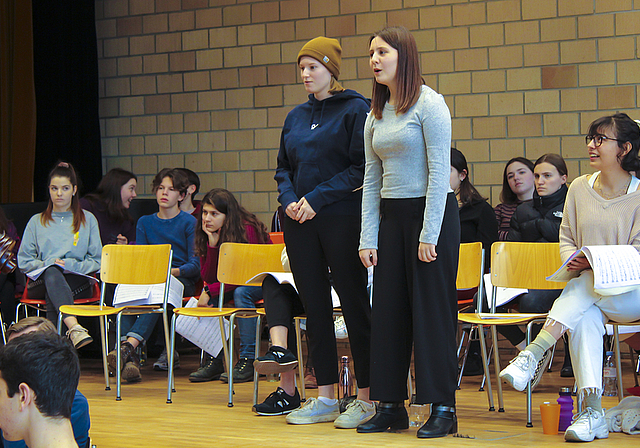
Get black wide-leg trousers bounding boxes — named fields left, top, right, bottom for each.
left=284, top=213, right=371, bottom=388
left=369, top=194, right=459, bottom=405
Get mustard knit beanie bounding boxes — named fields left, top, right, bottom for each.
left=297, top=36, right=342, bottom=79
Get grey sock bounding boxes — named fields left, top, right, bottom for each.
left=525, top=329, right=557, bottom=361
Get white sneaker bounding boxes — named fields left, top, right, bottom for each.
left=529, top=348, right=552, bottom=391
left=334, top=399, right=375, bottom=429
left=499, top=350, right=536, bottom=391
left=564, top=407, right=609, bottom=442
left=285, top=397, right=340, bottom=424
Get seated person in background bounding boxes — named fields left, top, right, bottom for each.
left=176, top=168, right=201, bottom=217
left=450, top=148, right=497, bottom=278
left=252, top=247, right=304, bottom=415
left=80, top=167, right=138, bottom=246
left=498, top=154, right=569, bottom=386
left=2, top=317, right=90, bottom=448
left=494, top=157, right=535, bottom=241
left=108, top=168, right=200, bottom=382
left=0, top=331, right=81, bottom=448
left=0, top=205, right=20, bottom=328
left=189, top=188, right=271, bottom=384
left=17, top=161, right=101, bottom=349
left=450, top=148, right=498, bottom=376
left=501, top=113, right=640, bottom=443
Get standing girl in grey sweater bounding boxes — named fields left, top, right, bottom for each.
left=18, top=162, right=101, bottom=348
left=357, top=26, right=459, bottom=439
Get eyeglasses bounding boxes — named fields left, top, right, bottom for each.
left=585, top=134, right=625, bottom=148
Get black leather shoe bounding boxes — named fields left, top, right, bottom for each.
left=417, top=405, right=457, bottom=438
left=356, top=402, right=408, bottom=433
left=560, top=365, right=574, bottom=378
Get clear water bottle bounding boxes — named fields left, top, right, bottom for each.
left=557, top=387, right=574, bottom=432
left=338, top=356, right=355, bottom=412
left=602, top=351, right=617, bottom=397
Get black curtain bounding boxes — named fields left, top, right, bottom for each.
left=32, top=0, right=101, bottom=200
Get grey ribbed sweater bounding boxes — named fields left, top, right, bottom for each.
left=360, top=85, right=452, bottom=249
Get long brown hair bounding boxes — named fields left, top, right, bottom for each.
left=499, top=157, right=534, bottom=205
left=41, top=161, right=86, bottom=233
left=370, top=26, right=424, bottom=119
left=194, top=189, right=270, bottom=257
left=83, top=168, right=136, bottom=223
left=451, top=148, right=486, bottom=207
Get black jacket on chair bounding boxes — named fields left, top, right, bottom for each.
left=507, top=184, right=568, bottom=243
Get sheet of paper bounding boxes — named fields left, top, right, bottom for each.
left=175, top=297, right=229, bottom=357
left=27, top=265, right=96, bottom=282
left=113, top=275, right=184, bottom=308
left=483, top=273, right=528, bottom=309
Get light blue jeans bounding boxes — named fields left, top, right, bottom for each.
left=233, top=286, right=263, bottom=359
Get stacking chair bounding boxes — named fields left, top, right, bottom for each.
left=17, top=279, right=101, bottom=321
left=610, top=320, right=640, bottom=400
left=59, top=244, right=173, bottom=400
left=455, top=242, right=491, bottom=398
left=167, top=242, right=286, bottom=406
left=458, top=241, right=565, bottom=427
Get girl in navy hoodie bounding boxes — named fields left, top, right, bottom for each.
left=274, top=36, right=373, bottom=428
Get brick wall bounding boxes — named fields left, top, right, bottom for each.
left=95, top=0, right=640, bottom=224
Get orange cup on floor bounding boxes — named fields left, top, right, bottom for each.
left=539, top=402, right=561, bottom=435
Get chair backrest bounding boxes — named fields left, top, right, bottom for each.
left=457, top=242, right=484, bottom=290
left=269, top=232, right=285, bottom=244
left=217, top=242, right=287, bottom=288
left=490, top=241, right=566, bottom=290
left=100, top=244, right=172, bottom=285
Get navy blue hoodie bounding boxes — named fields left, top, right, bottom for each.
left=275, top=89, right=370, bottom=216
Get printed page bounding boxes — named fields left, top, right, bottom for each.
left=175, top=297, right=229, bottom=357
left=113, top=275, right=184, bottom=307
left=584, top=245, right=640, bottom=294
left=246, top=272, right=342, bottom=307
left=484, top=273, right=527, bottom=309
left=27, top=265, right=96, bottom=282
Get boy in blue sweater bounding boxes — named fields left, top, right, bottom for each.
left=107, top=168, right=200, bottom=382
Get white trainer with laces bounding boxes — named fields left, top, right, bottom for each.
left=286, top=397, right=340, bottom=424
left=499, top=350, right=537, bottom=391
left=334, top=399, right=375, bottom=429
left=564, top=407, right=609, bottom=442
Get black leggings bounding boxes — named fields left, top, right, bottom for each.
left=284, top=213, right=371, bottom=388
left=262, top=275, right=306, bottom=354
left=27, top=266, right=93, bottom=327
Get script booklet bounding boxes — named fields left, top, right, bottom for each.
left=113, top=274, right=184, bottom=308
left=546, top=245, right=640, bottom=296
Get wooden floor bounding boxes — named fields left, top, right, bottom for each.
left=81, top=348, right=640, bottom=447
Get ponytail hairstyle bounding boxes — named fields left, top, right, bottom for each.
left=41, top=161, right=86, bottom=233
left=587, top=113, right=640, bottom=176
left=451, top=148, right=486, bottom=207
left=194, top=188, right=270, bottom=257
left=369, top=26, right=424, bottom=120
left=83, top=168, right=137, bottom=223
left=499, top=157, right=535, bottom=205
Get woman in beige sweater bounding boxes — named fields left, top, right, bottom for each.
left=500, top=113, right=640, bottom=443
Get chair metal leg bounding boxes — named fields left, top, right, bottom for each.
left=456, top=328, right=470, bottom=389
left=167, top=313, right=178, bottom=404
left=613, top=324, right=624, bottom=401
left=116, top=313, right=123, bottom=401
left=490, top=325, right=504, bottom=412
left=477, top=324, right=495, bottom=411
left=295, top=318, right=306, bottom=402
left=100, top=316, right=111, bottom=391
left=161, top=309, right=172, bottom=393
left=228, top=314, right=236, bottom=407
left=525, top=321, right=534, bottom=428
left=631, top=345, right=639, bottom=387
left=253, top=315, right=261, bottom=406
left=480, top=343, right=493, bottom=392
